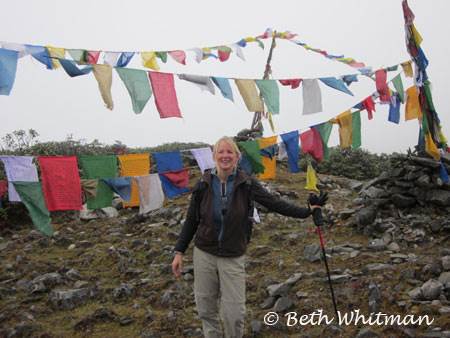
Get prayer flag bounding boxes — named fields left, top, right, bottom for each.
left=92, top=64, right=114, bottom=110
left=118, top=153, right=150, bottom=207
left=401, top=61, right=413, bottom=78
left=280, top=130, right=300, bottom=173
left=38, top=156, right=82, bottom=211
left=117, top=52, right=134, bottom=67
left=26, top=44, right=52, bottom=69
left=59, top=59, right=92, bottom=77
left=46, top=46, right=65, bottom=69
left=102, top=177, right=132, bottom=202
left=141, top=51, right=160, bottom=70
left=375, top=69, right=391, bottom=103
left=405, top=86, right=422, bottom=120
left=279, top=79, right=302, bottom=89
left=79, top=155, right=117, bottom=209
left=300, top=128, right=324, bottom=162
left=190, top=147, right=215, bottom=173
left=238, top=140, right=265, bottom=174
left=257, top=136, right=278, bottom=180
left=178, top=74, right=215, bottom=94
left=334, top=110, right=353, bottom=149
left=302, top=79, right=322, bottom=115
left=153, top=151, right=184, bottom=173
left=305, top=164, right=319, bottom=192
left=0, top=48, right=18, bottom=95
left=159, top=170, right=189, bottom=199
left=319, top=77, right=353, bottom=96
left=148, top=71, right=182, bottom=118
left=212, top=77, right=234, bottom=101
left=234, top=79, right=264, bottom=112
left=169, top=50, right=186, bottom=65
left=362, top=96, right=376, bottom=120
left=392, top=74, right=405, bottom=103
left=352, top=110, right=362, bottom=149
left=86, top=51, right=100, bottom=64
left=314, top=122, right=333, bottom=160
left=13, top=182, right=53, bottom=236
left=255, top=79, right=280, bottom=114
left=134, top=174, right=165, bottom=214
left=0, top=156, right=38, bottom=202
left=388, top=94, right=401, bottom=124
left=116, top=68, right=152, bottom=114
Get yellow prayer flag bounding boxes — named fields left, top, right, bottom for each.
left=438, top=127, right=448, bottom=145
left=257, top=136, right=277, bottom=180
left=92, top=64, right=114, bottom=110
left=401, top=61, right=414, bottom=78
left=46, top=46, right=65, bottom=69
left=305, top=164, right=319, bottom=192
left=141, top=52, right=160, bottom=70
left=234, top=79, right=264, bottom=112
left=411, top=24, right=423, bottom=46
left=118, top=153, right=150, bottom=208
left=425, top=132, right=440, bottom=160
left=405, top=86, right=422, bottom=121
left=335, top=110, right=353, bottom=149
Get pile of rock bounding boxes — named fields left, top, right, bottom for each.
left=356, top=154, right=450, bottom=211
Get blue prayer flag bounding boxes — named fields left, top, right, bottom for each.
left=280, top=130, right=300, bottom=173
left=0, top=48, right=18, bottom=95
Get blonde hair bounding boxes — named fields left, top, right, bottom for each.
left=213, top=136, right=241, bottom=157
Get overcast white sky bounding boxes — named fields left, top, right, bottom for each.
left=1, top=0, right=449, bottom=153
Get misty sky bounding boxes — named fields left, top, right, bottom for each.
left=1, top=0, right=449, bottom=153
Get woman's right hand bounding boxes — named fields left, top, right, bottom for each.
left=171, top=253, right=183, bottom=278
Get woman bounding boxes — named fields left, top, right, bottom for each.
left=172, top=136, right=325, bottom=338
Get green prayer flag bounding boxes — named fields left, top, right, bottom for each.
left=352, top=110, right=362, bottom=149
left=79, top=155, right=117, bottom=209
left=13, top=182, right=53, bottom=237
left=116, top=68, right=152, bottom=114
left=255, top=79, right=280, bottom=114
left=238, top=140, right=265, bottom=174
left=386, top=65, right=399, bottom=72
left=155, top=52, right=168, bottom=63
left=315, top=122, right=333, bottom=159
left=392, top=74, right=405, bottom=103
left=67, top=49, right=86, bottom=63
left=423, top=80, right=436, bottom=113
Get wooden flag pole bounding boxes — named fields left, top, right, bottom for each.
left=250, top=31, right=278, bottom=132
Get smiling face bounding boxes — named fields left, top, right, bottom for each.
left=213, top=139, right=240, bottom=174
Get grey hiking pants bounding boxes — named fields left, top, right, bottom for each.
left=193, top=246, right=246, bottom=338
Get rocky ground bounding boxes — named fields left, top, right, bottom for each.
left=0, top=158, right=450, bottom=338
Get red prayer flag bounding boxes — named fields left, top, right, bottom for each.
left=160, top=169, right=189, bottom=188
left=375, top=69, right=391, bottom=103
left=362, top=96, right=376, bottom=120
left=279, top=79, right=302, bottom=89
left=148, top=72, right=182, bottom=119
left=87, top=51, right=101, bottom=64
left=300, top=128, right=324, bottom=162
left=218, top=49, right=231, bottom=62
left=0, top=180, right=7, bottom=198
left=38, top=156, right=82, bottom=211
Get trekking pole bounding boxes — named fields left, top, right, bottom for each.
left=312, top=207, right=339, bottom=319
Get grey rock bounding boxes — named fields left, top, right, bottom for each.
left=368, top=281, right=381, bottom=313
left=361, top=186, right=387, bottom=199
left=267, top=283, right=291, bottom=297
left=426, top=190, right=450, bottom=207
left=31, top=272, right=63, bottom=292
left=273, top=296, right=293, bottom=312
left=442, top=256, right=450, bottom=271
left=391, top=194, right=416, bottom=208
left=439, top=272, right=450, bottom=285
left=410, top=156, right=441, bottom=168
left=408, top=287, right=422, bottom=300
left=364, top=263, right=393, bottom=272
left=80, top=205, right=98, bottom=220
left=339, top=208, right=356, bottom=220
left=356, top=207, right=377, bottom=226
left=285, top=273, right=302, bottom=285
left=421, top=279, right=443, bottom=300
left=327, top=274, right=351, bottom=283
left=100, top=207, right=119, bottom=218
left=260, top=296, right=276, bottom=309
left=49, top=287, right=96, bottom=310
left=303, top=244, right=322, bottom=262
left=387, top=242, right=400, bottom=252
left=250, top=320, right=262, bottom=335
left=416, top=174, right=433, bottom=188
left=367, top=238, right=386, bottom=251
left=66, top=269, right=81, bottom=280
left=355, top=327, right=380, bottom=338
left=113, top=283, right=134, bottom=300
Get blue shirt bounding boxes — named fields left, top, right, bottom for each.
left=211, top=168, right=236, bottom=242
